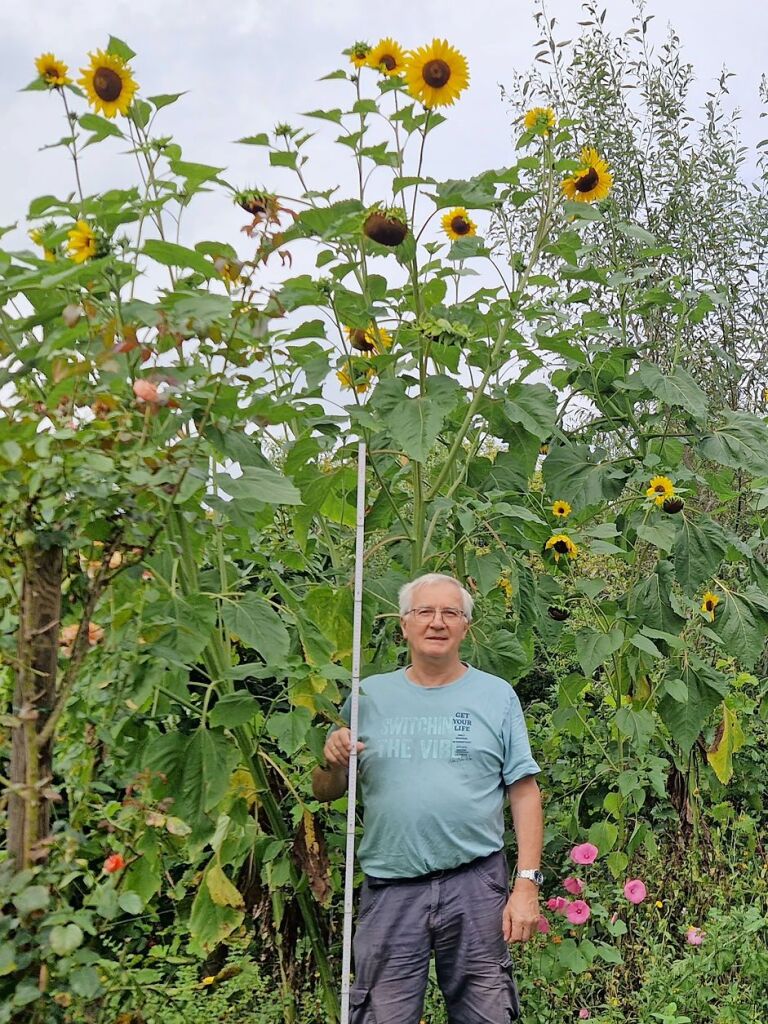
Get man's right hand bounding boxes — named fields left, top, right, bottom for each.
left=323, top=727, right=365, bottom=770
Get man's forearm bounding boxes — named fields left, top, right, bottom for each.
left=508, top=777, right=544, bottom=877
left=311, top=763, right=349, bottom=802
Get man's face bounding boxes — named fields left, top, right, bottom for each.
left=400, top=581, right=470, bottom=662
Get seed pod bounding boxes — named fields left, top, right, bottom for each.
left=363, top=211, right=408, bottom=247
left=547, top=606, right=570, bottom=621
left=662, top=496, right=684, bottom=514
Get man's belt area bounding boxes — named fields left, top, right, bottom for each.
left=364, top=849, right=502, bottom=888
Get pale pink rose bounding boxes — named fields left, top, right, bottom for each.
left=570, top=843, right=599, bottom=865
left=133, top=379, right=160, bottom=404
left=536, top=915, right=550, bottom=934
left=579, top=1010, right=591, bottom=1020
left=624, top=879, right=647, bottom=904
left=686, top=926, right=705, bottom=946
left=547, top=896, right=569, bottom=914
left=566, top=899, right=591, bottom=925
left=563, top=876, right=584, bottom=895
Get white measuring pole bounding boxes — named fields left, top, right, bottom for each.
left=340, top=440, right=366, bottom=1024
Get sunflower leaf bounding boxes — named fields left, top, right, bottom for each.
left=672, top=516, right=729, bottom=594
left=107, top=36, right=136, bottom=62
left=698, top=411, right=768, bottom=477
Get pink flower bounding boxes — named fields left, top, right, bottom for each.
left=579, top=1010, right=591, bottom=1020
left=624, top=879, right=647, bottom=904
left=563, top=876, right=584, bottom=895
left=686, top=926, right=705, bottom=946
left=536, top=915, right=550, bottom=934
left=566, top=900, right=591, bottom=925
left=570, top=843, right=599, bottom=865
left=546, top=896, right=569, bottom=914
left=610, top=912, right=619, bottom=925
left=133, top=379, right=160, bottom=404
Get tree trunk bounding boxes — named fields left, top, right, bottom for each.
left=8, top=544, right=63, bottom=867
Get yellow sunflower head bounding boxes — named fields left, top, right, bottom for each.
left=545, top=533, right=578, bottom=562
left=29, top=223, right=58, bottom=262
left=646, top=475, right=675, bottom=506
left=441, top=207, right=477, bottom=241
left=66, top=220, right=97, bottom=264
left=368, top=38, right=407, bottom=76
left=404, top=39, right=469, bottom=109
left=34, top=53, right=71, bottom=88
left=700, top=590, right=720, bottom=621
left=524, top=106, right=556, bottom=131
left=337, top=361, right=375, bottom=394
left=347, top=41, right=372, bottom=68
left=346, top=323, right=392, bottom=355
left=78, top=49, right=139, bottom=118
left=562, top=147, right=613, bottom=204
left=552, top=500, right=572, bottom=518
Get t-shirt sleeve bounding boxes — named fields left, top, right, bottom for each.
left=501, top=689, right=541, bottom=786
left=327, top=693, right=352, bottom=738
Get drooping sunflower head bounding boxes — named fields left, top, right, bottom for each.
left=368, top=38, right=407, bottom=76
left=562, top=147, right=613, bottom=204
left=66, top=220, right=98, bottom=264
left=337, top=360, right=375, bottom=394
left=646, top=475, right=675, bottom=506
left=524, top=106, right=556, bottom=132
left=78, top=49, right=139, bottom=118
left=346, top=41, right=372, bottom=68
left=346, top=323, right=392, bottom=355
left=35, top=53, right=71, bottom=88
left=404, top=39, right=469, bottom=109
left=552, top=500, right=572, bottom=518
left=441, top=207, right=477, bottom=241
left=363, top=207, right=408, bottom=246
left=700, top=590, right=720, bottom=621
left=545, top=533, right=578, bottom=562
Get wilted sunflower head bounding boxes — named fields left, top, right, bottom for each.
left=646, top=475, right=675, bottom=506
left=368, top=38, right=407, bottom=76
left=35, top=53, right=71, bottom=87
left=405, top=39, right=469, bottom=109
left=363, top=206, right=408, bottom=246
left=544, top=533, right=578, bottom=562
left=524, top=106, right=556, bottom=131
left=346, top=323, right=392, bottom=354
left=562, top=147, right=612, bottom=204
left=700, top=590, right=720, bottom=621
left=346, top=41, right=372, bottom=68
left=78, top=49, right=139, bottom=118
left=66, top=220, right=98, bottom=264
left=441, top=207, right=477, bottom=241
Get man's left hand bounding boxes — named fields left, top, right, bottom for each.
left=502, top=885, right=540, bottom=943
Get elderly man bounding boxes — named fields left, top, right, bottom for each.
left=312, top=572, right=543, bottom=1024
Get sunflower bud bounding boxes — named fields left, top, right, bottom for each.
left=662, top=496, right=684, bottom=514
left=547, top=606, right=570, bottom=621
left=363, top=210, right=408, bottom=247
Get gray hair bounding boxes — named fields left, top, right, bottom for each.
left=398, top=573, right=474, bottom=621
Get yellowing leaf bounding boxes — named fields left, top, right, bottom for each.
left=706, top=704, right=745, bottom=784
left=205, top=863, right=244, bottom=910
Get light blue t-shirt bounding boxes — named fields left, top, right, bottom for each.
left=330, top=665, right=541, bottom=879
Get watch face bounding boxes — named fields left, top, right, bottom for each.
left=534, top=870, right=544, bottom=885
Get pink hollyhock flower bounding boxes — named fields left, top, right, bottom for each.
left=686, top=926, right=705, bottom=946
left=547, top=896, right=569, bottom=914
left=570, top=843, right=599, bottom=865
left=537, top=915, right=550, bottom=934
left=624, top=879, right=647, bottom=904
left=566, top=900, right=591, bottom=925
left=579, top=1010, right=591, bottom=1020
left=563, top=876, right=584, bottom=895
left=133, top=379, right=160, bottom=404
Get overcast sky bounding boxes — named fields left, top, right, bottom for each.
left=2, top=1, right=767, bottom=291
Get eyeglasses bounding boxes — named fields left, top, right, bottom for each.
left=407, top=606, right=467, bottom=624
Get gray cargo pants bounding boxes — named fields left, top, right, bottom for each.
left=349, top=848, right=521, bottom=1023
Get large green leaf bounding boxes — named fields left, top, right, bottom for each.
left=221, top=466, right=303, bottom=508
left=698, top=411, right=768, bottom=476
left=627, top=561, right=686, bottom=634
left=635, top=363, right=708, bottom=420
left=267, top=708, right=313, bottom=756
left=371, top=375, right=462, bottom=462
left=179, top=728, right=237, bottom=825
left=142, top=240, right=216, bottom=278
left=576, top=628, right=624, bottom=678
left=657, top=660, right=728, bottom=753
left=222, top=593, right=290, bottom=662
left=503, top=382, right=557, bottom=440
left=711, top=591, right=768, bottom=669
left=542, top=444, right=628, bottom=511
left=673, top=516, right=729, bottom=594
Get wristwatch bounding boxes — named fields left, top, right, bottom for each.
left=516, top=869, right=544, bottom=886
